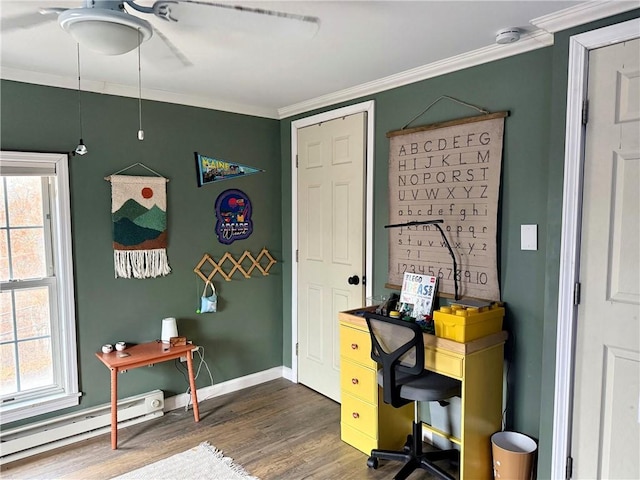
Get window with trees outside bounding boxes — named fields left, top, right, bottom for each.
left=0, top=151, right=79, bottom=424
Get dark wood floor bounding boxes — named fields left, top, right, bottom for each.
left=1, top=379, right=458, bottom=479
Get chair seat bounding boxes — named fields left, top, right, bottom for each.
left=377, top=369, right=460, bottom=402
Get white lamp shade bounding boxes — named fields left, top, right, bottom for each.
left=161, top=317, right=178, bottom=343
left=59, top=8, right=153, bottom=56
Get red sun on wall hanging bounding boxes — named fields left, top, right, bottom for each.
left=214, top=189, right=253, bottom=244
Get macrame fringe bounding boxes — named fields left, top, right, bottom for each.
left=199, top=442, right=259, bottom=480
left=114, top=248, right=171, bottom=279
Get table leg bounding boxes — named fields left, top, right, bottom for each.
left=110, top=367, right=118, bottom=449
left=185, top=352, right=200, bottom=422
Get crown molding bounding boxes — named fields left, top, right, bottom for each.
left=4, top=1, right=635, bottom=121
left=0, top=66, right=280, bottom=119
left=531, top=0, right=640, bottom=33
left=278, top=0, right=640, bottom=119
left=277, top=30, right=553, bottom=119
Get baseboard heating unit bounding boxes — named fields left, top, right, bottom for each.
left=1, top=390, right=164, bottom=463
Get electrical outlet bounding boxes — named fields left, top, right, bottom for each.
left=180, top=346, right=199, bottom=362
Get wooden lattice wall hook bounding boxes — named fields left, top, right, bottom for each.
left=194, top=248, right=277, bottom=282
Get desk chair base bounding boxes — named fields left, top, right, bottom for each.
left=367, top=419, right=458, bottom=480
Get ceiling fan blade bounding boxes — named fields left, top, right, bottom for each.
left=1, top=8, right=64, bottom=32
left=151, top=1, right=320, bottom=39
left=144, top=26, right=193, bottom=68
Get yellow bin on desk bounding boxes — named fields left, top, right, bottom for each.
left=434, top=304, right=504, bottom=342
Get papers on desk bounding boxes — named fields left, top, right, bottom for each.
left=399, top=272, right=438, bottom=321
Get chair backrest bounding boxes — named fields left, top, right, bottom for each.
left=364, top=312, right=425, bottom=408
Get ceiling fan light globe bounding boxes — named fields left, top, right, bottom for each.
left=59, top=8, right=152, bottom=55
left=66, top=21, right=139, bottom=55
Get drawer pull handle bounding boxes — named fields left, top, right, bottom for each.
left=351, top=343, right=358, bottom=350
left=352, top=412, right=359, bottom=419
left=351, top=378, right=359, bottom=385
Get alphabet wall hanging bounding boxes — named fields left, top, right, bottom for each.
left=387, top=108, right=508, bottom=301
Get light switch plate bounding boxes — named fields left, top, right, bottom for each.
left=521, top=224, right=537, bottom=250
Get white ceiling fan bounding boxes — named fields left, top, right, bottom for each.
left=3, top=0, right=320, bottom=63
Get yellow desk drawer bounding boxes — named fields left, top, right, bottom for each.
left=425, top=348, right=463, bottom=379
left=340, top=325, right=375, bottom=367
left=341, top=393, right=377, bottom=438
left=340, top=359, right=377, bottom=402
left=341, top=423, right=377, bottom=455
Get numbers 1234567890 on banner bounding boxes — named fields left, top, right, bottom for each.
left=398, top=263, right=489, bottom=286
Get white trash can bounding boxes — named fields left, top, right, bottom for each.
left=491, top=431, right=537, bottom=480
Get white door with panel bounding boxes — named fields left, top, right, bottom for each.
left=572, top=38, right=639, bottom=479
left=297, top=113, right=366, bottom=402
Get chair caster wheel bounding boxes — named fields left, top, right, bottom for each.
left=403, top=434, right=413, bottom=452
left=367, top=457, right=379, bottom=469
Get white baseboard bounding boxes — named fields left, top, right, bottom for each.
left=282, top=366, right=294, bottom=381
left=164, top=366, right=291, bottom=412
left=1, top=390, right=165, bottom=464
left=422, top=424, right=434, bottom=444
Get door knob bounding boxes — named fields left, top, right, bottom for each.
left=348, top=275, right=360, bottom=285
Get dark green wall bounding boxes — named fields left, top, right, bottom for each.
left=280, top=9, right=639, bottom=479
left=1, top=81, right=283, bottom=424
left=2, top=7, right=637, bottom=476
left=282, top=45, right=552, bottom=437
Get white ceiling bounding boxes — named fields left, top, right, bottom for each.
left=1, top=1, right=637, bottom=119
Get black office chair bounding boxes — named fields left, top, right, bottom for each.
left=364, top=312, right=461, bottom=480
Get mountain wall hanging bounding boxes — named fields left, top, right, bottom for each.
left=108, top=174, right=171, bottom=279
left=195, top=152, right=264, bottom=187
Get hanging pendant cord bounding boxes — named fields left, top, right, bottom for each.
left=76, top=43, right=83, bottom=140
left=137, top=28, right=144, bottom=140
left=402, top=95, right=490, bottom=130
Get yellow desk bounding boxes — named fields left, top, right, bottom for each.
left=339, top=308, right=507, bottom=480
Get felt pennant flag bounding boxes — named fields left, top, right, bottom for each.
left=195, top=152, right=264, bottom=187
left=110, top=175, right=171, bottom=279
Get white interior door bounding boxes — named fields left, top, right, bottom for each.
left=571, top=38, right=639, bottom=479
left=296, top=112, right=366, bottom=402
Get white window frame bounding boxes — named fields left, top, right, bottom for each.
left=0, top=151, right=80, bottom=424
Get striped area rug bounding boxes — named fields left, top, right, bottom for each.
left=111, top=442, right=258, bottom=480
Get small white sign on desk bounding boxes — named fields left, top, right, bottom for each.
left=399, top=272, right=438, bottom=320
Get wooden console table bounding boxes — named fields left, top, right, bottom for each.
left=339, top=308, right=507, bottom=480
left=96, top=341, right=200, bottom=449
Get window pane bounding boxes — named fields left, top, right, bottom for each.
left=18, top=338, right=53, bottom=391
left=6, top=177, right=43, bottom=227
left=0, top=343, right=17, bottom=395
left=0, top=291, right=14, bottom=343
left=11, top=228, right=46, bottom=279
left=15, top=287, right=50, bottom=340
left=0, top=229, right=8, bottom=281
left=0, top=154, right=78, bottom=421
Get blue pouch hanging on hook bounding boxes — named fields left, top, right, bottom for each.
left=197, top=280, right=217, bottom=313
